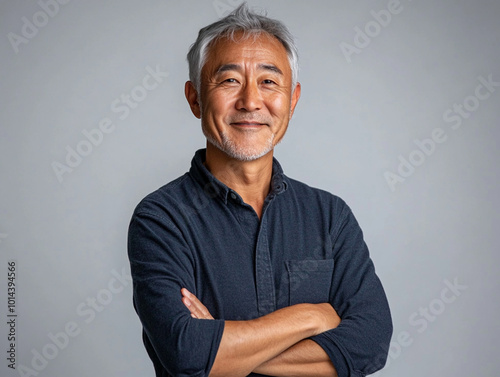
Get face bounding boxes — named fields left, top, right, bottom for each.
left=186, top=32, right=301, bottom=161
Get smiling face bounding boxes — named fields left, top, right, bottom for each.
left=187, top=31, right=301, bottom=162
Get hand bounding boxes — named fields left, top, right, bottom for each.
left=181, top=288, right=214, bottom=319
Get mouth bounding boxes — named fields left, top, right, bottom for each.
left=230, top=121, right=267, bottom=127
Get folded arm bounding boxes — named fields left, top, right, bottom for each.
left=254, top=340, right=337, bottom=377
left=182, top=289, right=339, bottom=377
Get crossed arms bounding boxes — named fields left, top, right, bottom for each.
left=181, top=288, right=340, bottom=377
left=129, top=199, right=392, bottom=377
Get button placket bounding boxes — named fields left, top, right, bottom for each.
left=254, top=215, right=276, bottom=316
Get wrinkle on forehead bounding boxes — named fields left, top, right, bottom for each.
left=202, top=31, right=291, bottom=79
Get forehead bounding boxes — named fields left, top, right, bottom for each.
left=203, top=32, right=291, bottom=76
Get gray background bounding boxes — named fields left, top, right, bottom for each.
left=1, top=0, right=499, bottom=376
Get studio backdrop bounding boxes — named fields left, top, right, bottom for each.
left=1, top=1, right=499, bottom=376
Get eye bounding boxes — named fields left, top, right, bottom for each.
left=262, top=79, right=276, bottom=85
left=223, top=78, right=238, bottom=83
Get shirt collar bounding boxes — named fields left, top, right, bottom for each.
left=189, top=149, right=287, bottom=204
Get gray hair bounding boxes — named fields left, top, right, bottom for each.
left=187, top=2, right=299, bottom=93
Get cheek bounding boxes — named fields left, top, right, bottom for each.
left=267, top=94, right=291, bottom=118
left=205, top=92, right=235, bottom=118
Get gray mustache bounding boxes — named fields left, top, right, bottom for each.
left=226, top=114, right=271, bottom=124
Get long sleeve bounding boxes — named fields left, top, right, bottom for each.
left=128, top=205, right=225, bottom=377
left=310, top=203, right=393, bottom=377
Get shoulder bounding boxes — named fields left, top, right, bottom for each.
left=284, top=175, right=350, bottom=215
left=283, top=177, right=367, bottom=248
left=131, top=173, right=196, bottom=220
left=281, top=175, right=358, bottom=239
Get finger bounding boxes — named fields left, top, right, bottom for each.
left=180, top=288, right=214, bottom=319
left=181, top=296, right=198, bottom=318
left=181, top=288, right=192, bottom=299
left=181, top=289, right=198, bottom=316
left=189, top=296, right=214, bottom=320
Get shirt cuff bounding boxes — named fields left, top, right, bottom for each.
left=310, top=331, right=351, bottom=377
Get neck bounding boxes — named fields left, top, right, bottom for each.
left=205, top=143, right=274, bottom=219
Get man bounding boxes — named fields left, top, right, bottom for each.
left=128, top=3, right=392, bottom=377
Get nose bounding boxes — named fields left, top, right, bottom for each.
left=235, top=81, right=262, bottom=112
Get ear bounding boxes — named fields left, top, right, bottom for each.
left=289, top=82, right=301, bottom=119
left=185, top=81, right=201, bottom=119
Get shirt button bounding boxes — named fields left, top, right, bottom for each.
left=230, top=192, right=237, bottom=200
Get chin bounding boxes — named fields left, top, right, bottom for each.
left=227, top=147, right=274, bottom=161
left=224, top=132, right=275, bottom=161
left=205, top=130, right=276, bottom=162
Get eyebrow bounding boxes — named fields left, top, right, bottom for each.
left=215, top=63, right=284, bottom=76
left=259, top=64, right=283, bottom=75
left=216, top=64, right=240, bottom=74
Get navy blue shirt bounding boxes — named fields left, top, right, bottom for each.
left=128, top=149, right=392, bottom=377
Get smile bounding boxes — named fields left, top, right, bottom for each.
left=230, top=122, right=267, bottom=127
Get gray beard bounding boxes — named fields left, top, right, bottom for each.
left=203, top=129, right=276, bottom=162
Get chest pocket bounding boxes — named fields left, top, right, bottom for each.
left=286, top=259, right=334, bottom=305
